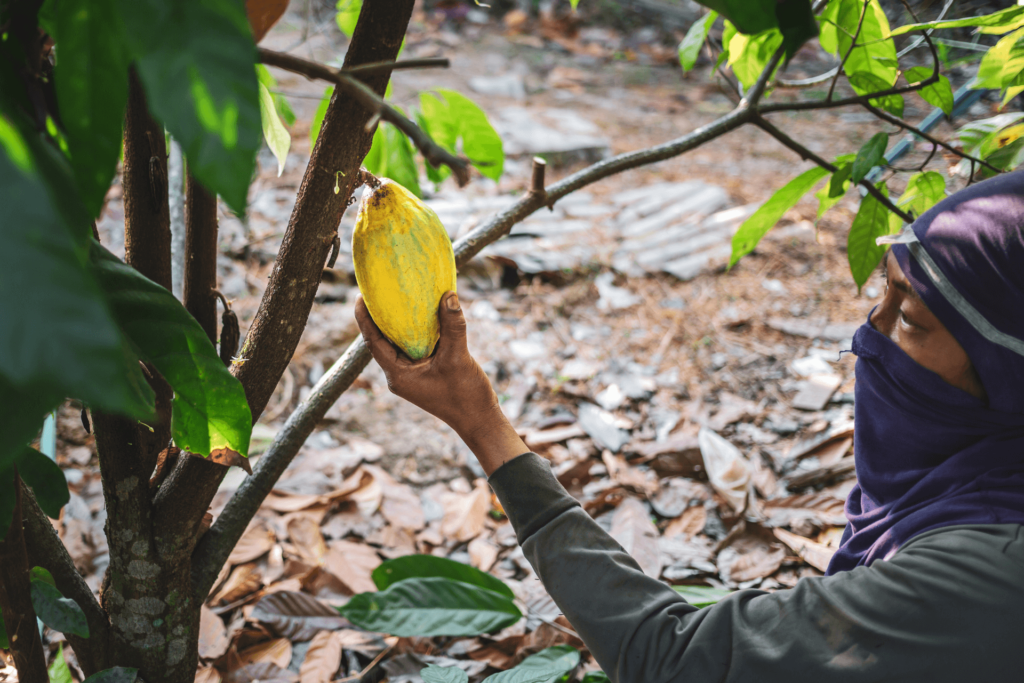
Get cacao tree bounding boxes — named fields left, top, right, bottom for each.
left=2, top=0, right=1023, bottom=682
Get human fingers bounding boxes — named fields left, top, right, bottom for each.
left=354, top=297, right=403, bottom=372
left=434, top=292, right=469, bottom=366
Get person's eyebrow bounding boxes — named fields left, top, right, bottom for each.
left=891, top=277, right=922, bottom=300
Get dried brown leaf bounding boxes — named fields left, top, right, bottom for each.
left=224, top=662, right=297, bottom=683
left=609, top=497, right=661, bottom=578
left=717, top=525, right=786, bottom=584
left=250, top=591, right=347, bottom=640
left=602, top=451, right=659, bottom=497
left=263, top=492, right=324, bottom=513
left=762, top=493, right=847, bottom=528
left=380, top=481, right=425, bottom=532
left=195, top=667, right=222, bottom=683
left=323, top=539, right=381, bottom=594
left=229, top=523, right=276, bottom=565
left=208, top=448, right=253, bottom=474
left=299, top=631, right=343, bottom=683
left=467, top=536, right=499, bottom=572
left=198, top=605, right=229, bottom=660
left=211, top=563, right=262, bottom=605
left=286, top=515, right=327, bottom=567
left=663, top=505, right=707, bottom=540
left=774, top=528, right=836, bottom=573
left=440, top=480, right=491, bottom=543
left=237, top=638, right=292, bottom=670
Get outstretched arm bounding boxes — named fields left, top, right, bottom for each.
left=354, top=291, right=528, bottom=475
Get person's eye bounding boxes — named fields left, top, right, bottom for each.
left=899, top=309, right=918, bottom=330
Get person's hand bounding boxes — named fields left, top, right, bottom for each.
left=354, top=291, right=528, bottom=474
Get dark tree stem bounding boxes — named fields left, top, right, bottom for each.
left=183, top=173, right=219, bottom=344
left=0, top=475, right=48, bottom=683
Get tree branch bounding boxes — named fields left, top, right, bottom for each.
left=754, top=114, right=913, bottom=222
left=742, top=44, right=785, bottom=107
left=0, top=474, right=48, bottom=683
left=341, top=57, right=450, bottom=76
left=193, top=104, right=755, bottom=598
left=258, top=47, right=470, bottom=186
left=20, top=480, right=111, bottom=676
left=826, top=0, right=870, bottom=102
left=861, top=102, right=1001, bottom=175
left=183, top=172, right=219, bottom=344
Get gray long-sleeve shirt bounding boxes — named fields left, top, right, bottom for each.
left=488, top=452, right=1024, bottom=682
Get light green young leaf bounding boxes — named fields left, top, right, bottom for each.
left=82, top=669, right=140, bottom=683
left=336, top=0, right=362, bottom=38
left=904, top=66, right=954, bottom=116
left=49, top=645, right=73, bottom=683
left=848, top=183, right=894, bottom=291
left=434, top=89, right=504, bottom=181
left=850, top=132, right=888, bottom=185
left=848, top=72, right=904, bottom=117
left=896, top=171, right=945, bottom=219
left=726, top=27, right=783, bottom=88
left=569, top=0, right=579, bottom=10
left=118, top=0, right=262, bottom=214
left=730, top=166, right=830, bottom=267
left=31, top=580, right=90, bottom=637
left=888, top=6, right=1024, bottom=37
left=421, top=665, right=470, bottom=683
left=90, top=243, right=252, bottom=458
left=827, top=0, right=897, bottom=85
left=580, top=674, right=610, bottom=683
left=417, top=93, right=456, bottom=184
left=338, top=577, right=521, bottom=637
left=257, top=65, right=296, bottom=126
left=310, top=86, right=334, bottom=149
left=972, top=27, right=1024, bottom=100
left=31, top=566, right=56, bottom=587
left=672, top=584, right=734, bottom=607
left=954, top=112, right=1024, bottom=155
left=53, top=0, right=131, bottom=218
left=258, top=81, right=291, bottom=177
left=482, top=646, right=580, bottom=683
left=364, top=121, right=422, bottom=198
left=679, top=12, right=719, bottom=72
left=816, top=179, right=849, bottom=221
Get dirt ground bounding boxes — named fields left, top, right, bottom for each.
left=24, top=5, right=999, bottom=683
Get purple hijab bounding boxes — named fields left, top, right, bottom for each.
left=827, top=171, right=1024, bottom=574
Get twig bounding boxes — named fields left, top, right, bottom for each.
left=754, top=115, right=913, bottom=223
left=258, top=48, right=471, bottom=186
left=192, top=106, right=754, bottom=595
left=331, top=644, right=394, bottom=683
left=827, top=0, right=870, bottom=102
left=743, top=44, right=786, bottom=107
left=341, top=57, right=450, bottom=76
left=861, top=103, right=1001, bottom=174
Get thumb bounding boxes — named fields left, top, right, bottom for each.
left=436, top=291, right=468, bottom=356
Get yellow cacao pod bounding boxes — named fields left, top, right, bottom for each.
left=352, top=179, right=457, bottom=360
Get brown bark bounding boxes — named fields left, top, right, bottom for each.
left=0, top=474, right=48, bottom=683
left=183, top=173, right=219, bottom=344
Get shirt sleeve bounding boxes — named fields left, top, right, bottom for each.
left=488, top=452, right=1024, bottom=683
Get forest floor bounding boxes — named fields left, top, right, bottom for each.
left=27, top=5, right=996, bottom=683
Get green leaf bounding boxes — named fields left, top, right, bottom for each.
left=848, top=183, right=894, bottom=291
left=580, top=674, right=610, bottom=683
left=257, top=65, right=296, bottom=126
left=90, top=243, right=252, bottom=458
left=825, top=0, right=897, bottom=85
left=258, top=81, right=291, bottom=177
left=418, top=92, right=458, bottom=184
left=31, top=566, right=57, bottom=587
left=31, top=579, right=90, bottom=637
left=338, top=577, right=521, bottom=637
left=829, top=161, right=853, bottom=198
left=904, top=66, right=954, bottom=116
left=848, top=72, right=904, bottom=117
left=17, top=448, right=69, bottom=519
left=729, top=166, right=829, bottom=267
left=433, top=89, right=504, bottom=181
left=363, top=119, right=422, bottom=198
left=679, top=12, right=718, bottom=72
left=49, top=645, right=73, bottom=683
left=954, top=112, right=1024, bottom=156
left=697, top=0, right=777, bottom=35
left=372, top=555, right=515, bottom=599
left=816, top=178, right=848, bottom=221
left=888, top=6, right=1024, bottom=37
left=774, top=0, right=819, bottom=62
left=896, top=171, right=945, bottom=219
left=336, top=0, right=362, bottom=38
left=310, top=86, right=334, bottom=149
left=725, top=25, right=783, bottom=88
left=482, top=646, right=580, bottom=683
left=850, top=132, right=888, bottom=184
left=672, top=584, right=734, bottom=607
left=118, top=0, right=261, bottom=214
left=52, top=0, right=131, bottom=218
left=0, top=99, right=155, bottom=456
left=972, top=28, right=1024, bottom=101
left=421, top=665, right=470, bottom=683
left=83, top=668, right=140, bottom=683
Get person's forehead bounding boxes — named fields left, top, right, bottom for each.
left=885, top=251, right=923, bottom=301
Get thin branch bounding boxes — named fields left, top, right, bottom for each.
left=258, top=47, right=470, bottom=186
left=193, top=107, right=755, bottom=598
left=827, top=0, right=870, bottom=102
left=754, top=115, right=913, bottom=223
left=743, top=43, right=786, bottom=107
left=861, top=103, right=1002, bottom=174
left=758, top=74, right=937, bottom=113
left=341, top=57, right=450, bottom=76
left=777, top=69, right=839, bottom=89
left=20, top=481, right=111, bottom=675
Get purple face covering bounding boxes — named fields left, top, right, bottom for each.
left=827, top=171, right=1024, bottom=574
